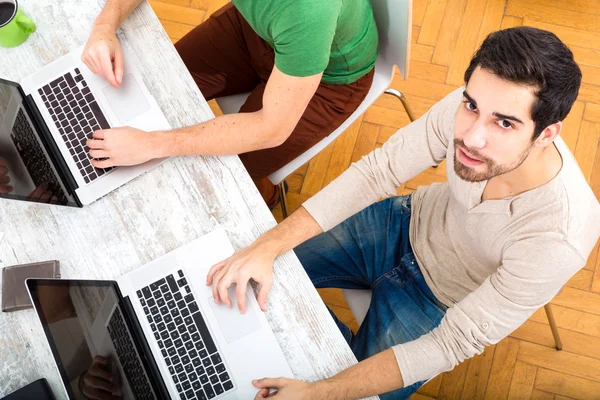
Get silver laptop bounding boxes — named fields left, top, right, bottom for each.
left=27, top=228, right=293, bottom=399
left=0, top=44, right=170, bottom=207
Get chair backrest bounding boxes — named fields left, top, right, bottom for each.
left=371, top=0, right=412, bottom=80
left=267, top=0, right=412, bottom=185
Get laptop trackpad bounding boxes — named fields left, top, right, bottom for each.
left=102, top=74, right=151, bottom=125
left=208, top=290, right=261, bottom=344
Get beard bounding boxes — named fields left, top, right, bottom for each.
left=453, top=138, right=533, bottom=182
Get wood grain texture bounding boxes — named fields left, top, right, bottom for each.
left=0, top=1, right=374, bottom=398
left=506, top=361, right=537, bottom=400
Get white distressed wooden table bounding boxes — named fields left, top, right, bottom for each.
left=0, top=1, right=377, bottom=398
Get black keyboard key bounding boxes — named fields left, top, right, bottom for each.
left=189, top=302, right=199, bottom=314
left=178, top=270, right=184, bottom=277
left=157, top=322, right=166, bottom=331
left=168, top=300, right=176, bottom=309
left=192, top=380, right=201, bottom=391
left=196, top=389, right=207, bottom=400
left=184, top=294, right=194, bottom=303
left=160, top=284, right=169, bottom=293
left=210, top=354, right=221, bottom=365
left=202, top=358, right=211, bottom=367
left=181, top=308, right=190, bottom=317
left=178, top=371, right=186, bottom=382
left=181, top=355, right=190, bottom=365
left=176, top=383, right=182, bottom=393
left=167, top=322, right=176, bottom=331
left=185, top=286, right=191, bottom=294
left=171, top=331, right=180, bottom=340
left=188, top=372, right=198, bottom=382
left=178, top=278, right=187, bottom=287
left=157, top=298, right=166, bottom=307
left=165, top=292, right=173, bottom=301
left=191, top=332, right=200, bottom=342
left=177, top=300, right=186, bottom=310
left=172, top=356, right=180, bottom=365
left=215, top=364, right=225, bottom=374
left=206, top=366, right=215, bottom=376
left=185, top=363, right=194, bottom=373
left=168, top=366, right=174, bottom=375
left=174, top=292, right=183, bottom=301
left=178, top=325, right=186, bottom=334
left=183, top=381, right=192, bottom=391
left=174, top=338, right=183, bottom=348
left=166, top=274, right=179, bottom=293
left=195, top=341, right=205, bottom=351
left=164, top=339, right=173, bottom=348
left=189, top=349, right=198, bottom=359
left=186, top=341, right=194, bottom=351
left=191, top=311, right=217, bottom=354
left=199, top=349, right=207, bottom=359
left=210, top=375, right=219, bottom=384
left=214, top=384, right=223, bottom=395
left=200, top=374, right=209, bottom=384
left=89, top=101, right=110, bottom=129
left=192, top=357, right=202, bottom=367
left=160, top=306, right=168, bottom=315
left=164, top=314, right=173, bottom=324
left=153, top=291, right=162, bottom=300
left=175, top=364, right=184, bottom=373
left=203, top=384, right=215, bottom=399
left=168, top=348, right=177, bottom=357
left=175, top=316, right=183, bottom=326
left=147, top=298, right=156, bottom=307
left=142, top=287, right=152, bottom=299
left=185, top=389, right=194, bottom=398
left=177, top=348, right=186, bottom=357
left=218, top=372, right=229, bottom=382
left=196, top=366, right=205, bottom=375
left=223, top=381, right=233, bottom=391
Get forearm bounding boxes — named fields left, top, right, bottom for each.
left=255, top=206, right=323, bottom=257
left=315, top=349, right=404, bottom=400
left=155, top=111, right=287, bottom=158
left=94, top=0, right=145, bottom=31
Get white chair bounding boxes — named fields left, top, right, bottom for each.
left=216, top=0, right=415, bottom=218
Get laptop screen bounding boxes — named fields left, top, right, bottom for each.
left=27, top=279, right=158, bottom=399
left=0, top=78, right=77, bottom=207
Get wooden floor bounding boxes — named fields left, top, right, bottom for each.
left=149, top=0, right=600, bottom=398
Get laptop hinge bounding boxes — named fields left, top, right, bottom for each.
left=120, top=294, right=171, bottom=399
left=23, top=94, right=82, bottom=206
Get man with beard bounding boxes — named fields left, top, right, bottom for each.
left=207, top=27, right=600, bottom=399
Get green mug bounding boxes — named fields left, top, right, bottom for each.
left=0, top=0, right=36, bottom=48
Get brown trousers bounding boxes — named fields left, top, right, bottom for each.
left=175, top=3, right=374, bottom=205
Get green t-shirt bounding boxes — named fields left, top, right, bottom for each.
left=231, top=0, right=378, bottom=85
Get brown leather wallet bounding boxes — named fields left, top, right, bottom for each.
left=1, top=260, right=60, bottom=312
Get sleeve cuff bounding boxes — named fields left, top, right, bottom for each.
left=392, top=334, right=454, bottom=387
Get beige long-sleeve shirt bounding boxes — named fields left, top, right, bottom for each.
left=302, top=88, right=600, bottom=387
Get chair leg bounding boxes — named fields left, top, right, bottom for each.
left=384, top=88, right=416, bottom=122
left=544, top=303, right=563, bottom=350
left=277, top=181, right=289, bottom=219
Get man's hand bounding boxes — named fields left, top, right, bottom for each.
left=87, top=127, right=160, bottom=168
left=253, top=378, right=318, bottom=399
left=0, top=157, right=13, bottom=194
left=206, top=241, right=277, bottom=314
left=82, top=24, right=124, bottom=88
left=79, top=356, right=121, bottom=400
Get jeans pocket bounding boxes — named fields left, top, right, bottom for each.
left=385, top=252, right=421, bottom=287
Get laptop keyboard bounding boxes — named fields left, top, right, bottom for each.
left=137, top=270, right=234, bottom=400
left=38, top=68, right=113, bottom=184
left=107, top=306, right=156, bottom=400
left=10, top=108, right=68, bottom=205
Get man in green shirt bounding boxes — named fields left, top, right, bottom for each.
left=81, top=0, right=378, bottom=207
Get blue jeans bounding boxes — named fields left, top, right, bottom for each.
left=295, top=195, right=447, bottom=399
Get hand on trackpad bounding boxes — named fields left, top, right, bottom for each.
left=102, top=74, right=151, bottom=125
left=208, top=288, right=261, bottom=344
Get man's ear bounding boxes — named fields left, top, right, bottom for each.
left=534, top=121, right=562, bottom=148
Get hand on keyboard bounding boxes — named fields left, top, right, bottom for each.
left=87, top=126, right=159, bottom=169
left=0, top=157, right=14, bottom=194
left=78, top=355, right=122, bottom=400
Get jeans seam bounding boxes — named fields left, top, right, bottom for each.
left=312, top=276, right=370, bottom=287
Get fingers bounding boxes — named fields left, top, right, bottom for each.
left=27, top=183, right=48, bottom=201
left=92, top=129, right=106, bottom=140
left=39, top=190, right=53, bottom=203
left=0, top=163, right=8, bottom=176
left=91, top=158, right=115, bottom=169
left=89, top=149, right=109, bottom=159
left=236, top=279, right=248, bottom=314
left=0, top=174, right=10, bottom=184
left=0, top=156, right=7, bottom=167
left=113, top=47, right=124, bottom=85
left=257, top=278, right=272, bottom=312
left=253, top=378, right=285, bottom=389
left=81, top=386, right=120, bottom=400
left=217, top=278, right=233, bottom=307
left=99, top=50, right=119, bottom=88
left=206, top=261, right=225, bottom=286
left=0, top=184, right=13, bottom=194
left=254, top=388, right=270, bottom=399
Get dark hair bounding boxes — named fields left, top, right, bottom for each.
left=464, top=26, right=581, bottom=140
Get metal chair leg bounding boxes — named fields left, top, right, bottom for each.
left=544, top=303, right=563, bottom=350
left=384, top=88, right=416, bottom=122
left=277, top=181, right=289, bottom=219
